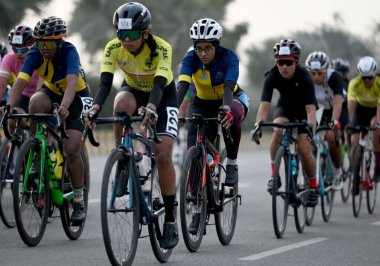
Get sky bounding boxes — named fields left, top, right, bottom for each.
left=21, top=0, right=380, bottom=84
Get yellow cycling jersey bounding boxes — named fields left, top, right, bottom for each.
left=101, top=36, right=173, bottom=92
left=347, top=76, right=380, bottom=107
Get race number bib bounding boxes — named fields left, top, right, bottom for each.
left=80, top=97, right=93, bottom=118
left=166, top=107, right=179, bottom=137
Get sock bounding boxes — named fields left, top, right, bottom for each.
left=73, top=187, right=84, bottom=206
left=375, top=152, right=380, bottom=167
left=271, top=161, right=275, bottom=176
left=308, top=177, right=318, bottom=189
left=227, top=158, right=237, bottom=165
left=163, top=194, right=176, bottom=223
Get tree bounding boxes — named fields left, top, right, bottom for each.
left=0, top=0, right=51, bottom=37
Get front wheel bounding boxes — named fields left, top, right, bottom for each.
left=180, top=146, right=207, bottom=252
left=101, top=148, right=140, bottom=266
left=215, top=148, right=238, bottom=245
left=294, top=173, right=307, bottom=233
left=352, top=147, right=364, bottom=217
left=60, top=146, right=89, bottom=239
left=341, top=143, right=352, bottom=203
left=13, top=139, right=50, bottom=246
left=320, top=153, right=334, bottom=222
left=272, top=146, right=289, bottom=239
left=365, top=149, right=377, bottom=214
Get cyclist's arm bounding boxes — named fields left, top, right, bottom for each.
left=60, top=73, right=78, bottom=109
left=0, top=76, right=8, bottom=101
left=255, top=101, right=270, bottom=123
left=347, top=100, right=356, bottom=123
left=223, top=80, right=235, bottom=109
left=329, top=72, right=344, bottom=121
left=177, top=80, right=190, bottom=107
left=148, top=76, right=167, bottom=109
left=8, top=78, right=27, bottom=108
left=305, top=104, right=317, bottom=133
left=93, top=72, right=114, bottom=112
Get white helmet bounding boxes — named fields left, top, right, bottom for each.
left=305, top=51, right=330, bottom=71
left=357, top=56, right=378, bottom=76
left=189, top=18, right=223, bottom=41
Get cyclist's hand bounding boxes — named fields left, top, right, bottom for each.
left=140, top=104, right=158, bottom=130
left=250, top=122, right=262, bottom=144
left=58, top=105, right=69, bottom=119
left=218, top=106, right=233, bottom=129
left=328, top=119, right=341, bottom=130
left=311, top=134, right=320, bottom=147
left=83, top=105, right=99, bottom=129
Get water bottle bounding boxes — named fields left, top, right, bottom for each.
left=136, top=153, right=151, bottom=192
left=49, top=148, right=63, bottom=180
left=207, top=154, right=219, bottom=189
left=291, top=155, right=298, bottom=177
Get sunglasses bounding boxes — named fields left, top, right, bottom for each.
left=277, top=59, right=296, bottom=66
left=361, top=76, right=374, bottom=81
left=195, top=46, right=214, bottom=55
left=117, top=30, right=142, bottom=41
left=310, top=71, right=325, bottom=76
left=12, top=46, right=32, bottom=54
left=35, top=40, right=58, bottom=50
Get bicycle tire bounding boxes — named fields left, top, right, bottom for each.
left=365, top=149, right=377, bottom=214
left=101, top=148, right=140, bottom=266
left=60, top=146, right=89, bottom=239
left=320, top=153, right=334, bottom=222
left=341, top=144, right=352, bottom=203
left=294, top=173, right=307, bottom=233
left=215, top=148, right=238, bottom=245
left=180, top=146, right=207, bottom=252
left=352, top=147, right=364, bottom=217
left=305, top=207, right=315, bottom=226
left=148, top=167, right=173, bottom=262
left=272, top=146, right=289, bottom=239
left=0, top=139, right=16, bottom=228
left=13, top=139, right=50, bottom=246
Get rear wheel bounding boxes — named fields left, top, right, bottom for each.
left=365, top=149, right=376, bottom=214
left=320, top=153, right=334, bottom=222
left=13, top=139, right=50, bottom=246
left=60, top=146, right=89, bottom=239
left=215, top=148, right=238, bottom=245
left=180, top=146, right=207, bottom=252
left=305, top=207, right=315, bottom=226
left=0, top=139, right=16, bottom=228
left=352, top=147, right=364, bottom=217
left=294, top=173, right=307, bottom=233
left=101, top=148, right=140, bottom=266
left=272, top=146, right=289, bottom=239
left=341, top=143, right=352, bottom=203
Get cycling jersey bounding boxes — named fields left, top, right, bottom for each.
left=101, top=36, right=173, bottom=92
left=0, top=52, right=39, bottom=98
left=178, top=47, right=239, bottom=100
left=18, top=41, right=87, bottom=95
left=313, top=68, right=344, bottom=110
left=347, top=76, right=380, bottom=107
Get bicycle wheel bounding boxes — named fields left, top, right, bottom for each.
left=60, top=146, right=89, bottom=239
left=13, top=139, right=50, bottom=246
left=180, top=146, right=207, bottom=252
left=148, top=167, right=173, bottom=263
left=0, top=139, right=16, bottom=227
left=352, top=147, right=364, bottom=217
left=272, top=146, right=289, bottom=239
left=294, top=173, right=307, bottom=233
left=215, top=148, right=238, bottom=245
left=341, top=143, right=352, bottom=203
left=365, top=149, right=377, bottom=214
left=320, top=153, right=334, bottom=222
left=305, top=207, right=315, bottom=226
left=101, top=148, right=140, bottom=266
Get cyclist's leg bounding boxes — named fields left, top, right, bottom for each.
left=28, top=89, right=52, bottom=134
left=370, top=117, right=380, bottom=182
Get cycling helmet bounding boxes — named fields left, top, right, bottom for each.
left=189, top=18, right=223, bottom=41
left=113, top=2, right=151, bottom=31
left=8, top=25, right=34, bottom=46
left=273, top=39, right=301, bottom=59
left=357, top=56, right=377, bottom=76
left=305, top=51, right=330, bottom=71
left=331, top=58, right=350, bottom=73
left=33, top=16, right=67, bottom=39
left=0, top=42, right=7, bottom=57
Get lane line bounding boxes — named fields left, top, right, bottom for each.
left=239, top=237, right=328, bottom=261
left=371, top=221, right=380, bottom=226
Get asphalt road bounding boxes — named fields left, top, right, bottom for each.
left=1, top=150, right=380, bottom=266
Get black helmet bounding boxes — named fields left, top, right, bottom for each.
left=113, top=2, right=151, bottom=31
left=273, top=39, right=301, bottom=59
left=0, top=41, right=7, bottom=57
left=305, top=51, right=330, bottom=71
left=33, top=16, right=67, bottom=39
left=331, top=58, right=350, bottom=73
left=8, top=25, right=34, bottom=46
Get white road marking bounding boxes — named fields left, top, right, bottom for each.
left=239, top=237, right=328, bottom=261
left=371, top=221, right=380, bottom=226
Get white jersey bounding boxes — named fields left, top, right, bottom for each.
left=314, top=68, right=335, bottom=110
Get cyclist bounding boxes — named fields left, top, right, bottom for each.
left=2, top=16, right=90, bottom=225
left=251, top=39, right=319, bottom=207
left=0, top=41, right=8, bottom=64
left=331, top=58, right=350, bottom=90
left=348, top=56, right=380, bottom=184
left=0, top=25, right=42, bottom=128
left=85, top=2, right=179, bottom=249
left=177, top=18, right=249, bottom=232
left=305, top=51, right=346, bottom=190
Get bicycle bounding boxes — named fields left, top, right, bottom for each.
left=1, top=103, right=90, bottom=246
left=349, top=125, right=377, bottom=217
left=179, top=114, right=241, bottom=252
left=0, top=112, right=29, bottom=228
left=340, top=130, right=352, bottom=203
left=306, top=125, right=336, bottom=225
left=86, top=109, right=173, bottom=265
left=251, top=121, right=314, bottom=238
